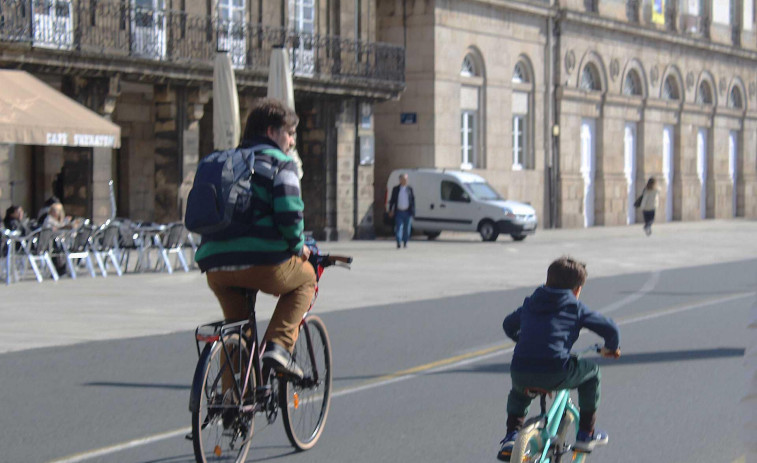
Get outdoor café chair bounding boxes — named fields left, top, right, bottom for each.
left=154, top=222, right=190, bottom=274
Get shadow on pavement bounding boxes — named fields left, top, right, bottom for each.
left=437, top=347, right=746, bottom=376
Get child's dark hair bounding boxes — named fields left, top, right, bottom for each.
left=546, top=256, right=587, bottom=290
left=242, top=98, right=299, bottom=140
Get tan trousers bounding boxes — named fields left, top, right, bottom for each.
left=206, top=255, right=316, bottom=352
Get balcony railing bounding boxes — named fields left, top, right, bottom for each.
left=0, top=0, right=405, bottom=85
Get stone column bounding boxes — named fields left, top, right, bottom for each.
left=598, top=96, right=643, bottom=226
left=0, top=144, right=12, bottom=213
left=743, top=116, right=757, bottom=218
left=179, top=88, right=210, bottom=219
left=678, top=106, right=712, bottom=220
left=154, top=85, right=180, bottom=223
left=711, top=109, right=742, bottom=218
left=334, top=100, right=356, bottom=239
left=91, top=148, right=112, bottom=224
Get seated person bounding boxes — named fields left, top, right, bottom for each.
left=3, top=205, right=31, bottom=236
left=36, top=196, right=62, bottom=226
left=43, top=202, right=72, bottom=231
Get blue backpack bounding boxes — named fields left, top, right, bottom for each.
left=185, top=144, right=278, bottom=240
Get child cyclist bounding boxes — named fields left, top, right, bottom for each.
left=497, top=256, right=621, bottom=461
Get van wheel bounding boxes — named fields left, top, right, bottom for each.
left=511, top=234, right=527, bottom=241
left=478, top=220, right=499, bottom=241
left=424, top=231, right=441, bottom=240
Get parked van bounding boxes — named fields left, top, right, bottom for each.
left=385, top=169, right=538, bottom=241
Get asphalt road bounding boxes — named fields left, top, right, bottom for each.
left=1, top=258, right=754, bottom=463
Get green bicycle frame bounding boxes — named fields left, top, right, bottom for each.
left=535, top=389, right=584, bottom=463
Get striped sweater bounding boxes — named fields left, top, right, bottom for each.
left=194, top=136, right=305, bottom=271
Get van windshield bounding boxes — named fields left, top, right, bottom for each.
left=465, top=182, right=503, bottom=201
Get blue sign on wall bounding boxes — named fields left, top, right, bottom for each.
left=400, top=113, right=417, bottom=125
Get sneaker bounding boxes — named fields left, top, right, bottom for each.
left=496, top=431, right=518, bottom=461
left=262, top=342, right=304, bottom=380
left=573, top=429, right=609, bottom=453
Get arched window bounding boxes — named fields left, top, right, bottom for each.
left=662, top=76, right=680, bottom=100
left=512, top=62, right=529, bottom=84
left=728, top=86, right=743, bottom=109
left=460, top=52, right=484, bottom=169
left=512, top=60, right=533, bottom=170
left=696, top=81, right=713, bottom=105
left=580, top=64, right=601, bottom=91
left=623, top=70, right=642, bottom=96
left=461, top=54, right=477, bottom=77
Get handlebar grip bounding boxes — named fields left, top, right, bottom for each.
left=329, top=255, right=353, bottom=264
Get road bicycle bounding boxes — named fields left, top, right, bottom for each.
left=509, top=344, right=603, bottom=463
left=188, top=240, right=351, bottom=463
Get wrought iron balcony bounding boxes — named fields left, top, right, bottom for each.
left=0, top=0, right=405, bottom=88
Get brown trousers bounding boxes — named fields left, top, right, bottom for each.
left=206, top=255, right=316, bottom=352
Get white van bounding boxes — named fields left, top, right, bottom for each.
left=385, top=169, right=538, bottom=241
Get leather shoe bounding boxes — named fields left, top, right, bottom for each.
left=262, top=342, right=304, bottom=380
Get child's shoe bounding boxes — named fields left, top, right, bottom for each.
left=496, top=431, right=518, bottom=461
left=573, top=429, right=609, bottom=453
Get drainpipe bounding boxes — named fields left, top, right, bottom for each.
left=546, top=0, right=557, bottom=228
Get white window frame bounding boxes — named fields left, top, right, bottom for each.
left=289, top=0, right=316, bottom=77
left=461, top=110, right=477, bottom=170
left=217, top=0, right=247, bottom=68
left=512, top=115, right=526, bottom=171
left=624, top=122, right=637, bottom=225
left=132, top=0, right=167, bottom=59
left=662, top=125, right=674, bottom=222
left=32, top=0, right=73, bottom=49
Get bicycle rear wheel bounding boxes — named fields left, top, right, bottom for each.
left=280, top=315, right=332, bottom=450
left=511, top=423, right=545, bottom=463
left=191, top=333, right=255, bottom=463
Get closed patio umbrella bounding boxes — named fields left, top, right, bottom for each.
left=267, top=48, right=303, bottom=179
left=213, top=52, right=241, bottom=151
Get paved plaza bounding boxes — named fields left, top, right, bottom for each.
left=1, top=219, right=755, bottom=354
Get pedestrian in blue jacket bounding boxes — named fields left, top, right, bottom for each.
left=497, top=256, right=621, bottom=461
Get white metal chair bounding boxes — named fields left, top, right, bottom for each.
left=92, top=223, right=124, bottom=277
left=17, top=227, right=59, bottom=282
left=154, top=222, right=190, bottom=274
left=58, top=225, right=98, bottom=279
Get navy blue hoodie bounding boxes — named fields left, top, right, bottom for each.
left=503, top=286, right=620, bottom=373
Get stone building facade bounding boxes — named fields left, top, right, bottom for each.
left=375, top=0, right=757, bottom=231
left=0, top=0, right=404, bottom=239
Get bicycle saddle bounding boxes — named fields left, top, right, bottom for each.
left=523, top=387, right=553, bottom=398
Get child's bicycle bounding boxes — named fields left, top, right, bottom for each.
left=509, top=344, right=603, bottom=463
left=187, top=240, right=351, bottom=463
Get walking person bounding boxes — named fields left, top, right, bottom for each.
left=639, top=177, right=659, bottom=236
left=388, top=173, right=415, bottom=248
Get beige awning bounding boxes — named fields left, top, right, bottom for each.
left=0, top=70, right=121, bottom=148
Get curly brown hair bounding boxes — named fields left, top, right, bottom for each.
left=242, top=97, right=299, bottom=140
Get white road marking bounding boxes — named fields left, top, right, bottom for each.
left=47, top=290, right=755, bottom=462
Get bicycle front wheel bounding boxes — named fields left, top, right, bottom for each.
left=280, top=315, right=332, bottom=450
left=191, top=333, right=255, bottom=463
left=511, top=423, right=545, bottom=463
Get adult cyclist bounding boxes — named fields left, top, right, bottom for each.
left=194, top=97, right=314, bottom=379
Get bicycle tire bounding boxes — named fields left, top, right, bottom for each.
left=554, top=410, right=575, bottom=449
left=511, top=422, right=545, bottom=463
left=280, top=315, right=332, bottom=450
left=191, top=333, right=255, bottom=463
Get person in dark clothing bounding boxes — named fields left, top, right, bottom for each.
left=387, top=173, right=415, bottom=248
left=497, top=256, right=621, bottom=461
left=3, top=205, right=30, bottom=236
